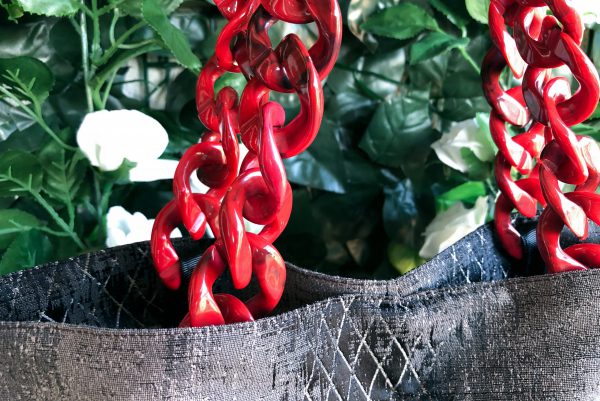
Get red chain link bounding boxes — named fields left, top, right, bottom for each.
left=150, top=0, right=342, bottom=327
left=484, top=0, right=600, bottom=271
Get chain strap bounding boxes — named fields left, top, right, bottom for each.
left=150, top=0, right=342, bottom=327
left=485, top=0, right=600, bottom=272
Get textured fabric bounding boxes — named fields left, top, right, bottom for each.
left=0, top=221, right=599, bottom=400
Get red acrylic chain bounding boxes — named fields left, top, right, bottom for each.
left=484, top=0, right=600, bottom=271
left=151, top=0, right=342, bottom=327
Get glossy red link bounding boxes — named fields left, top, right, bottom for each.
left=238, top=36, right=324, bottom=158
left=495, top=175, right=546, bottom=259
left=522, top=33, right=600, bottom=126
left=151, top=0, right=341, bottom=327
left=482, top=47, right=530, bottom=126
left=484, top=0, right=600, bottom=272
left=538, top=192, right=600, bottom=273
left=489, top=0, right=527, bottom=77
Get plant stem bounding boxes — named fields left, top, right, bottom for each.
left=94, top=21, right=145, bottom=67
left=108, top=10, right=120, bottom=46
left=0, top=89, right=76, bottom=151
left=458, top=47, right=481, bottom=74
left=92, top=42, right=161, bottom=108
left=90, top=0, right=102, bottom=62
left=100, top=68, right=119, bottom=109
left=79, top=4, right=94, bottom=113
left=32, top=192, right=85, bottom=249
left=0, top=172, right=85, bottom=249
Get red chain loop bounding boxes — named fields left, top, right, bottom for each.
left=484, top=0, right=600, bottom=270
left=151, top=0, right=342, bottom=327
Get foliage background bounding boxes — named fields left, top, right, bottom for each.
left=0, top=0, right=599, bottom=278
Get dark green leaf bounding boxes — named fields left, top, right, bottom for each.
left=285, top=119, right=382, bottom=194
left=427, top=0, right=470, bottom=29
left=359, top=91, right=436, bottom=172
left=465, top=0, right=490, bottom=24
left=16, top=0, right=79, bottom=17
left=382, top=179, right=419, bottom=243
left=361, top=3, right=439, bottom=41
left=410, top=32, right=469, bottom=64
left=0, top=209, right=40, bottom=249
left=435, top=181, right=486, bottom=212
left=118, top=0, right=183, bottom=17
left=0, top=149, right=43, bottom=197
left=0, top=230, right=52, bottom=275
left=0, top=2, right=24, bottom=20
left=0, top=20, right=54, bottom=59
left=142, top=0, right=201, bottom=73
left=0, top=56, right=54, bottom=101
left=460, top=148, right=490, bottom=179
left=436, top=96, right=490, bottom=121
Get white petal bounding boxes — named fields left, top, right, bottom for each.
left=419, top=197, right=488, bottom=259
left=431, top=140, right=468, bottom=173
left=431, top=118, right=494, bottom=173
left=106, top=226, right=128, bottom=248
left=77, top=110, right=114, bottom=168
left=108, top=110, right=169, bottom=163
left=97, top=142, right=126, bottom=172
left=129, top=159, right=179, bottom=182
left=77, top=110, right=169, bottom=173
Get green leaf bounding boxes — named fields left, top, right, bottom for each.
left=214, top=72, right=247, bottom=97
left=0, top=149, right=43, bottom=197
left=39, top=143, right=86, bottom=205
left=435, top=181, right=486, bottom=212
left=411, top=32, right=469, bottom=64
left=359, top=91, right=436, bottom=172
left=383, top=179, right=419, bottom=243
left=15, top=0, right=79, bottom=17
left=117, top=0, right=183, bottom=17
left=0, top=209, right=40, bottom=249
left=428, top=0, right=470, bottom=29
left=573, top=122, right=600, bottom=141
left=285, top=119, right=382, bottom=194
left=360, top=3, right=439, bottom=41
left=142, top=0, right=201, bottom=73
left=388, top=243, right=423, bottom=275
left=0, top=56, right=55, bottom=101
left=460, top=148, right=490, bottom=179
left=0, top=230, right=52, bottom=275
left=465, top=0, right=490, bottom=24
left=0, top=1, right=24, bottom=21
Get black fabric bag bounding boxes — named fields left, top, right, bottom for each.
left=0, top=219, right=599, bottom=400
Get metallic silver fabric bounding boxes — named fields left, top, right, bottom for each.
left=0, top=222, right=598, bottom=400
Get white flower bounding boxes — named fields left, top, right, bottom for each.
left=419, top=197, right=489, bottom=259
left=431, top=119, right=495, bottom=173
left=129, top=159, right=179, bottom=182
left=572, top=0, right=600, bottom=25
left=77, top=109, right=178, bottom=182
left=106, top=206, right=181, bottom=247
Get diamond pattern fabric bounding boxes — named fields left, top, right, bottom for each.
left=0, top=221, right=599, bottom=400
